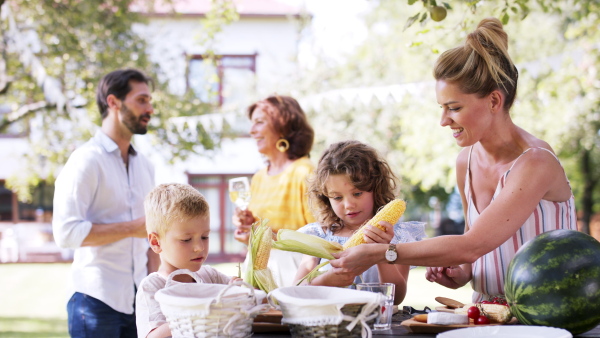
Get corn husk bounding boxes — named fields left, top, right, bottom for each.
left=296, top=260, right=330, bottom=285
left=272, top=229, right=344, bottom=260
left=244, top=219, right=278, bottom=293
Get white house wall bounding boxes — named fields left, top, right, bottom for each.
left=134, top=16, right=300, bottom=101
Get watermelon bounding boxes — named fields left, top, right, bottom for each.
left=505, top=229, right=600, bottom=335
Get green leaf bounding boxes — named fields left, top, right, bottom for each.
left=403, top=13, right=421, bottom=31
left=501, top=13, right=510, bottom=25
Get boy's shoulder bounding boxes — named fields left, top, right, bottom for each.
left=137, top=272, right=166, bottom=294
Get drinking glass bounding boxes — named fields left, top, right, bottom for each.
left=356, top=282, right=395, bottom=330
left=229, top=177, right=251, bottom=211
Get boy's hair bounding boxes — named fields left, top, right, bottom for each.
left=309, top=140, right=399, bottom=230
left=144, top=183, right=210, bottom=237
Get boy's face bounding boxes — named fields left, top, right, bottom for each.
left=149, top=213, right=211, bottom=276
left=325, top=174, right=375, bottom=229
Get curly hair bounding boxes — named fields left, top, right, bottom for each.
left=433, top=17, right=518, bottom=111
left=247, top=95, right=314, bottom=160
left=309, top=140, right=399, bottom=232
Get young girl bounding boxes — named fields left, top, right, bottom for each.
left=293, top=140, right=426, bottom=305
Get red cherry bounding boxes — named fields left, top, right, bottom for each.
left=467, top=306, right=480, bottom=320
left=476, top=315, right=490, bottom=325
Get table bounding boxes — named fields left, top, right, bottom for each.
left=253, top=312, right=600, bottom=337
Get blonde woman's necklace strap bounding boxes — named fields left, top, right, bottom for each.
left=276, top=138, right=289, bottom=152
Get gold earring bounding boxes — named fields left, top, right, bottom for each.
left=276, top=138, right=289, bottom=152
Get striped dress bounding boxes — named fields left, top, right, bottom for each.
left=465, top=147, right=577, bottom=302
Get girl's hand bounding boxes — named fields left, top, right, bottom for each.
left=363, top=221, right=394, bottom=244
left=425, top=266, right=470, bottom=289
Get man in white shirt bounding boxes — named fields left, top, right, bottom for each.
left=53, top=68, right=159, bottom=337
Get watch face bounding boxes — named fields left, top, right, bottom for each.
left=385, top=250, right=397, bottom=262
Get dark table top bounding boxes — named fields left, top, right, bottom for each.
left=253, top=312, right=600, bottom=338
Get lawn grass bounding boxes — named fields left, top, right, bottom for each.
left=0, top=263, right=474, bottom=336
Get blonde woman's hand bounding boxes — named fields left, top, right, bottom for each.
left=425, top=266, right=470, bottom=289
left=363, top=221, right=394, bottom=244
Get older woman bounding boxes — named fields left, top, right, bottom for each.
left=329, top=18, right=577, bottom=303
left=233, top=95, right=315, bottom=287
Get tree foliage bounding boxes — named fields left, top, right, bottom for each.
left=299, top=0, right=600, bottom=231
left=0, top=0, right=235, bottom=201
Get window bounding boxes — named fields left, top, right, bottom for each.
left=188, top=54, right=257, bottom=107
left=188, top=173, right=252, bottom=263
left=0, top=180, right=54, bottom=223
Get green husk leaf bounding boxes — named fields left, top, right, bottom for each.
left=296, top=260, right=330, bottom=285
left=272, top=229, right=344, bottom=260
left=244, top=218, right=278, bottom=292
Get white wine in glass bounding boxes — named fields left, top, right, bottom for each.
left=229, top=177, right=251, bottom=211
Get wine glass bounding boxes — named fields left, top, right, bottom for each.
left=229, top=177, right=251, bottom=211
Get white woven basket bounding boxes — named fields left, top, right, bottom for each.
left=268, top=286, right=383, bottom=338
left=155, top=269, right=270, bottom=338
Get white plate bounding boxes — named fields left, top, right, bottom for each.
left=437, top=325, right=572, bottom=338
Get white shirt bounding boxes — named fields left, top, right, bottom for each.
left=136, top=266, right=232, bottom=338
left=52, top=130, right=155, bottom=314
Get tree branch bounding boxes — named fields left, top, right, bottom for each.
left=0, top=101, right=48, bottom=131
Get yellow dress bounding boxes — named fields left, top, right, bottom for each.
left=247, top=156, right=316, bottom=287
left=248, top=156, right=315, bottom=231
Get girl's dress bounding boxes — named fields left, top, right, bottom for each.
left=465, top=147, right=577, bottom=302
left=298, top=221, right=427, bottom=285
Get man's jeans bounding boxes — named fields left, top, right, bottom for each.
left=67, top=292, right=137, bottom=338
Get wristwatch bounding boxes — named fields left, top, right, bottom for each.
left=385, top=243, right=398, bottom=264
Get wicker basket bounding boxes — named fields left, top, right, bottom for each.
left=268, top=286, right=383, bottom=338
left=155, top=269, right=270, bottom=338
left=288, top=303, right=378, bottom=338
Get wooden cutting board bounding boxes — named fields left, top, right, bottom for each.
left=253, top=309, right=290, bottom=333
left=401, top=317, right=517, bottom=334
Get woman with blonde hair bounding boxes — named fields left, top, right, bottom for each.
left=330, top=18, right=577, bottom=303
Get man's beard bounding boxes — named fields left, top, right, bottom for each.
left=120, top=103, right=150, bottom=135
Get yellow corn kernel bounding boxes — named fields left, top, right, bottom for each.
left=253, top=223, right=272, bottom=270
left=343, top=199, right=406, bottom=250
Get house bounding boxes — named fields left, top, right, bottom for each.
left=0, top=0, right=308, bottom=263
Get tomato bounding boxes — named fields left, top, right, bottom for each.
left=476, top=315, right=490, bottom=325
left=467, top=306, right=480, bottom=320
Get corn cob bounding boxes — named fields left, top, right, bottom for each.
left=244, top=218, right=278, bottom=292
left=455, top=303, right=513, bottom=324
left=343, top=199, right=406, bottom=249
left=253, top=224, right=272, bottom=270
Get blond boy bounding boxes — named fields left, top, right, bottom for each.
left=136, top=183, right=237, bottom=338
